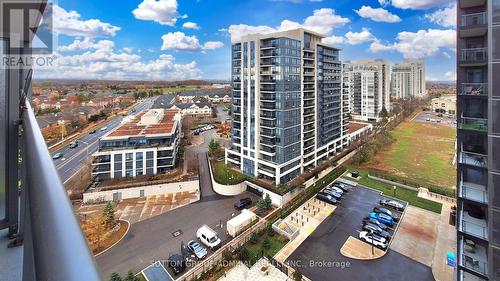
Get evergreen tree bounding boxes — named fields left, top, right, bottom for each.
left=264, top=194, right=272, bottom=210
left=263, top=237, right=270, bottom=250
left=256, top=198, right=267, bottom=216
left=102, top=201, right=117, bottom=229
left=109, top=272, right=122, bottom=281
left=208, top=139, right=220, bottom=155
left=123, top=270, right=139, bottom=281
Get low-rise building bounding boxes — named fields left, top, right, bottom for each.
left=91, top=108, right=182, bottom=181
left=431, top=95, right=456, bottom=116
left=168, top=102, right=212, bottom=117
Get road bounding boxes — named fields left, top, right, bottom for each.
left=53, top=99, right=156, bottom=183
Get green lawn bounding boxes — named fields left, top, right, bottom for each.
left=245, top=233, right=289, bottom=264
left=212, top=161, right=247, bottom=185
left=346, top=167, right=443, bottom=214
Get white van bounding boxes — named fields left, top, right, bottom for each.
left=196, top=225, right=221, bottom=250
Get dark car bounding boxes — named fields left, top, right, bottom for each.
left=362, top=217, right=388, bottom=231
left=380, top=199, right=405, bottom=211
left=321, top=189, right=342, bottom=200
left=234, top=198, right=252, bottom=210
left=69, top=140, right=79, bottom=149
left=362, top=223, right=391, bottom=240
left=332, top=182, right=349, bottom=192
left=373, top=206, right=400, bottom=222
left=351, top=171, right=360, bottom=178
left=316, top=193, right=337, bottom=205
left=52, top=152, right=63, bottom=159
left=167, top=254, right=186, bottom=275
left=89, top=129, right=97, bottom=134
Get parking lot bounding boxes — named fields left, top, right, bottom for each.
left=286, top=185, right=435, bottom=281
left=413, top=111, right=456, bottom=128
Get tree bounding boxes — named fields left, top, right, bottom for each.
left=256, top=198, right=267, bottom=216
left=83, top=215, right=106, bottom=250
left=208, top=139, right=220, bottom=155
left=379, top=106, right=389, bottom=119
left=123, top=271, right=139, bottom=281
left=262, top=237, right=270, bottom=250
left=249, top=232, right=259, bottom=244
left=267, top=224, right=275, bottom=237
left=109, top=272, right=122, bottom=281
left=264, top=194, right=272, bottom=210
left=102, top=201, right=117, bottom=229
left=293, top=269, right=303, bottom=281
left=237, top=246, right=250, bottom=262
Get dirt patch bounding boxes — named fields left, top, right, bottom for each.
left=340, top=236, right=385, bottom=260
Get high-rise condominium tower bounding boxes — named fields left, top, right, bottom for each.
left=343, top=59, right=391, bottom=121
left=456, top=0, right=500, bottom=280
left=390, top=59, right=426, bottom=99
left=225, top=28, right=349, bottom=185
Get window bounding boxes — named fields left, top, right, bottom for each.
left=0, top=39, right=6, bottom=222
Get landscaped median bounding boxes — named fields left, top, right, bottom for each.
left=344, top=167, right=443, bottom=214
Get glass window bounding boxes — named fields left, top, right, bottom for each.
left=493, top=64, right=500, bottom=98
left=493, top=26, right=500, bottom=60
left=114, top=171, right=122, bottom=178
left=492, top=100, right=500, bottom=135
left=0, top=39, right=6, bottom=222
left=126, top=153, right=133, bottom=161
left=494, top=0, right=500, bottom=23
left=492, top=173, right=500, bottom=209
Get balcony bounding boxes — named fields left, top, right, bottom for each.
left=459, top=209, right=488, bottom=240
left=459, top=181, right=488, bottom=204
left=460, top=12, right=487, bottom=37
left=460, top=83, right=487, bottom=96
left=459, top=151, right=487, bottom=168
left=261, top=77, right=276, bottom=84
left=460, top=0, right=486, bottom=9
left=458, top=116, right=487, bottom=132
left=261, top=102, right=276, bottom=110
left=460, top=270, right=488, bottom=281
left=459, top=48, right=487, bottom=66
left=459, top=237, right=488, bottom=276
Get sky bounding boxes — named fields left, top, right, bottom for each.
left=35, top=0, right=457, bottom=81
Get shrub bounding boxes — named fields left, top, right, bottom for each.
left=262, top=238, right=271, bottom=250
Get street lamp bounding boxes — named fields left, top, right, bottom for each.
left=370, top=229, right=375, bottom=256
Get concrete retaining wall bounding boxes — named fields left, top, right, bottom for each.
left=207, top=158, right=247, bottom=196
left=83, top=180, right=199, bottom=203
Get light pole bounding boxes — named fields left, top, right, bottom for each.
left=370, top=229, right=375, bottom=256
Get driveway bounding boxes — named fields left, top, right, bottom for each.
left=96, top=141, right=256, bottom=279
left=286, top=186, right=435, bottom=281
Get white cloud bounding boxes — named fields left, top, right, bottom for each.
left=370, top=28, right=456, bottom=58
left=58, top=38, right=115, bottom=52
left=225, top=8, right=349, bottom=42
left=36, top=42, right=202, bottom=80
left=133, top=0, right=184, bottom=26
left=381, top=0, right=452, bottom=10
left=345, top=28, right=376, bottom=45
left=355, top=6, right=401, bottom=23
left=122, top=47, right=133, bottom=53
left=160, top=32, right=223, bottom=51
left=182, top=21, right=200, bottom=30
left=322, top=35, right=345, bottom=45
left=425, top=3, right=456, bottom=27
left=444, top=71, right=456, bottom=80
left=53, top=5, right=120, bottom=38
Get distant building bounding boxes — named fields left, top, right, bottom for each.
left=431, top=95, right=456, bottom=116
left=91, top=108, right=182, bottom=180
left=390, top=60, right=426, bottom=99
left=343, top=59, right=390, bottom=121
left=168, top=102, right=212, bottom=116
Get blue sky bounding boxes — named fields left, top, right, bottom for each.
left=36, top=0, right=456, bottom=81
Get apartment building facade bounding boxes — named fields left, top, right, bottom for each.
left=225, top=28, right=349, bottom=185
left=456, top=0, right=500, bottom=280
left=92, top=108, right=182, bottom=180
left=343, top=59, right=390, bottom=121
left=391, top=59, right=427, bottom=99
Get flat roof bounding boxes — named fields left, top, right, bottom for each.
left=103, top=109, right=180, bottom=139
left=348, top=122, right=371, bottom=134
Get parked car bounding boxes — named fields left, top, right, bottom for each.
left=373, top=207, right=400, bottom=221
left=89, top=129, right=97, bottom=134
left=351, top=171, right=359, bottom=178
left=196, top=225, right=221, bottom=250
left=52, top=152, right=63, bottom=160
left=327, top=185, right=344, bottom=195
left=187, top=240, right=208, bottom=260
left=234, top=198, right=252, bottom=210
left=315, top=193, right=337, bottom=205
left=370, top=212, right=394, bottom=227
left=100, top=126, right=108, bottom=131
left=69, top=140, right=79, bottom=149
left=359, top=231, right=388, bottom=249
left=362, top=223, right=391, bottom=240
left=332, top=182, right=349, bottom=192
left=320, top=189, right=341, bottom=200
left=362, top=217, right=388, bottom=231
left=379, top=199, right=404, bottom=211
left=167, top=254, right=186, bottom=275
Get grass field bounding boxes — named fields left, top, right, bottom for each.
left=212, top=161, right=248, bottom=185
left=363, top=119, right=456, bottom=189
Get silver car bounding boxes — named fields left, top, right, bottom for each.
left=187, top=240, right=208, bottom=260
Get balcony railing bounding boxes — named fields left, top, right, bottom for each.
left=461, top=12, right=487, bottom=27
left=459, top=181, right=488, bottom=203
left=459, top=210, right=488, bottom=240
left=22, top=102, right=102, bottom=281
left=461, top=83, right=487, bottom=96
left=460, top=48, right=487, bottom=63
left=458, top=116, right=487, bottom=132
left=459, top=151, right=487, bottom=168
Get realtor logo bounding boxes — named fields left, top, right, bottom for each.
left=1, top=1, right=53, bottom=55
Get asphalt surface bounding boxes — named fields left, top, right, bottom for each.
left=413, top=111, right=456, bottom=128
left=53, top=98, right=156, bottom=183
left=286, top=186, right=434, bottom=281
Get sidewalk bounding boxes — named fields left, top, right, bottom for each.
left=432, top=202, right=456, bottom=281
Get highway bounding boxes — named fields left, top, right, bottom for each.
left=53, top=98, right=156, bottom=184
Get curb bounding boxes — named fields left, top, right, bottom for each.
left=94, top=219, right=131, bottom=257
